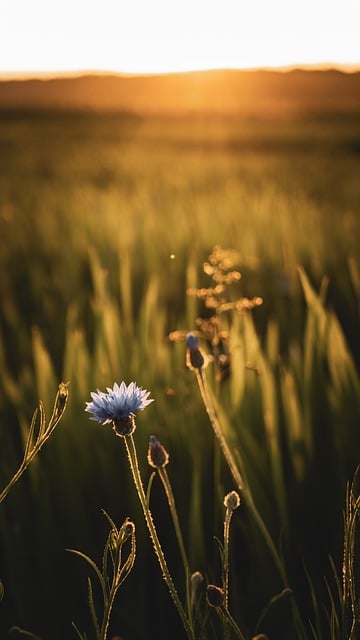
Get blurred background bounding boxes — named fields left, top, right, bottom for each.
left=0, top=77, right=359, bottom=637
left=0, top=2, right=360, bottom=637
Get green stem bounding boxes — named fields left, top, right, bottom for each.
left=124, top=435, right=195, bottom=640
left=223, top=507, right=232, bottom=640
left=195, top=369, right=244, bottom=491
left=157, top=466, right=193, bottom=627
left=99, top=566, right=120, bottom=640
left=223, top=507, right=231, bottom=610
left=195, top=367, right=308, bottom=639
left=195, top=368, right=286, bottom=582
left=0, top=461, right=27, bottom=505
left=0, top=383, right=69, bottom=504
left=220, top=606, right=247, bottom=640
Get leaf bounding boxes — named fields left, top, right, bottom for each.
left=118, top=529, right=136, bottom=587
left=102, top=530, right=115, bottom=594
left=87, top=577, right=100, bottom=639
left=23, top=405, right=40, bottom=461
left=101, top=509, right=117, bottom=532
left=37, top=399, right=47, bottom=440
left=324, top=574, right=340, bottom=633
left=213, top=535, right=224, bottom=563
left=328, top=554, right=343, bottom=615
left=67, top=549, right=106, bottom=599
left=303, top=563, right=322, bottom=639
left=146, top=471, right=156, bottom=508
left=71, top=621, right=88, bottom=640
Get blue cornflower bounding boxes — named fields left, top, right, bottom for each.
left=85, top=381, right=154, bottom=437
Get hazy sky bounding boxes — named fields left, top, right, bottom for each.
left=0, top=0, right=359, bottom=75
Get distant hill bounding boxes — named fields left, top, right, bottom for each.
left=0, top=68, right=360, bottom=117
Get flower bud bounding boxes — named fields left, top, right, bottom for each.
left=186, top=333, right=205, bottom=369
left=147, top=435, right=169, bottom=468
left=206, top=584, right=224, bottom=608
left=191, top=571, right=204, bottom=588
left=120, top=518, right=135, bottom=541
left=224, top=490, right=241, bottom=511
left=190, top=571, right=204, bottom=608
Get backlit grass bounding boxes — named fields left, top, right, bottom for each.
left=0, top=110, right=359, bottom=639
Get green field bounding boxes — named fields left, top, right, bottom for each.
left=0, top=109, right=359, bottom=640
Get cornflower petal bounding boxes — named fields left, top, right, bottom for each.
left=85, top=381, right=154, bottom=426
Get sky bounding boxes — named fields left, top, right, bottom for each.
left=0, top=0, right=359, bottom=76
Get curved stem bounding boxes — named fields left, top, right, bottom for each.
left=195, top=368, right=286, bottom=584
left=157, top=466, right=193, bottom=626
left=124, top=435, right=195, bottom=640
left=157, top=466, right=191, bottom=578
left=195, top=367, right=309, bottom=638
left=220, top=606, right=247, bottom=640
left=195, top=369, right=244, bottom=491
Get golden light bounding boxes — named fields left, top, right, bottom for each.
left=0, top=0, right=359, bottom=76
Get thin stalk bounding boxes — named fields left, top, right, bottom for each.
left=195, top=367, right=308, bottom=639
left=157, top=465, right=193, bottom=626
left=8, top=629, right=42, bottom=640
left=195, top=368, right=285, bottom=582
left=124, top=435, right=195, bottom=640
left=0, top=382, right=69, bottom=504
left=195, top=369, right=244, bottom=491
left=223, top=507, right=232, bottom=610
left=223, top=506, right=232, bottom=640
left=99, top=564, right=120, bottom=640
left=0, top=458, right=32, bottom=504
left=219, top=606, right=247, bottom=640
left=343, top=492, right=360, bottom=639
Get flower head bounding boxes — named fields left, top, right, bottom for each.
left=85, top=381, right=154, bottom=437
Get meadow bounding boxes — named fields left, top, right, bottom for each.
left=0, top=107, right=359, bottom=640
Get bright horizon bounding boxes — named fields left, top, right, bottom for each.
left=0, top=0, right=359, bottom=77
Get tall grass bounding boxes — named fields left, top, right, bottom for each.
left=0, top=111, right=359, bottom=638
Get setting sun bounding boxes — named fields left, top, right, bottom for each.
left=0, top=0, right=359, bottom=76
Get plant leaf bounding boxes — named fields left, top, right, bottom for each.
left=67, top=548, right=106, bottom=602
left=87, top=577, right=100, bottom=639
left=71, top=621, right=88, bottom=640
left=146, top=471, right=156, bottom=508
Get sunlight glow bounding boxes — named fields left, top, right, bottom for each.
left=0, top=0, right=359, bottom=76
